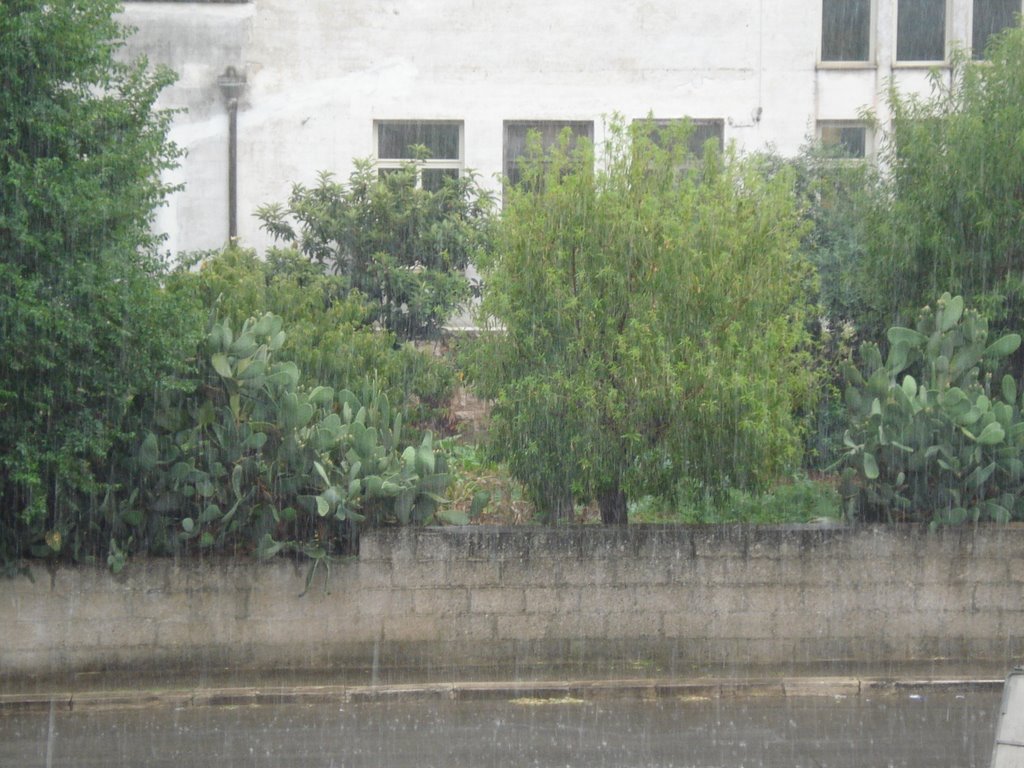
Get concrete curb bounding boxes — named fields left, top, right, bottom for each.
left=0, top=676, right=1004, bottom=714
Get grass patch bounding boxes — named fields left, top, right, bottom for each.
left=629, top=475, right=842, bottom=525
left=442, top=440, right=842, bottom=527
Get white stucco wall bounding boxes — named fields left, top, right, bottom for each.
left=118, top=0, right=1020, bottom=257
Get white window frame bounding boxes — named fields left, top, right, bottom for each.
left=373, top=120, right=463, bottom=189
left=819, top=0, right=877, bottom=67
left=633, top=117, right=725, bottom=156
left=894, top=0, right=950, bottom=65
left=502, top=120, right=595, bottom=190
left=817, top=120, right=874, bottom=160
left=970, top=0, right=1023, bottom=59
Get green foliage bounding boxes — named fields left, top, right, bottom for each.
left=775, top=141, right=881, bottom=333
left=631, top=475, right=841, bottom=525
left=442, top=439, right=533, bottom=525
left=863, top=24, right=1024, bottom=333
left=840, top=293, right=1024, bottom=525
left=122, top=313, right=451, bottom=559
left=467, top=117, right=818, bottom=524
left=761, top=143, right=883, bottom=469
left=256, top=160, right=494, bottom=340
left=0, top=0, right=195, bottom=567
left=167, top=245, right=456, bottom=432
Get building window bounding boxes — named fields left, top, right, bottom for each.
left=973, top=0, right=1020, bottom=58
left=503, top=121, right=594, bottom=188
left=818, top=121, right=870, bottom=158
left=638, top=118, right=725, bottom=159
left=897, top=0, right=947, bottom=61
left=821, top=0, right=872, bottom=62
left=375, top=120, right=462, bottom=191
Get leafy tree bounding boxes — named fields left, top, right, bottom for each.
left=860, top=24, right=1024, bottom=336
left=466, top=119, right=818, bottom=524
left=0, top=0, right=194, bottom=567
left=256, top=160, right=494, bottom=340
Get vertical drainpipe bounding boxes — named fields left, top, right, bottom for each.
left=217, top=66, right=246, bottom=242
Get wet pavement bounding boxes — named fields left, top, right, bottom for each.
left=0, top=686, right=998, bottom=767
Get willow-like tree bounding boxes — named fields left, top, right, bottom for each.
left=467, top=119, right=818, bottom=524
left=0, top=0, right=193, bottom=567
left=857, top=23, right=1024, bottom=337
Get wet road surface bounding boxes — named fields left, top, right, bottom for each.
left=0, top=688, right=998, bottom=767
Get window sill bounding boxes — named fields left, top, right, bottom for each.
left=891, top=61, right=950, bottom=70
left=820, top=156, right=873, bottom=165
left=816, top=61, right=877, bottom=71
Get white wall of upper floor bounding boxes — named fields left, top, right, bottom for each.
left=118, top=0, right=1022, bottom=258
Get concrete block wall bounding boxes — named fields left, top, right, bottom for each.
left=2, top=526, right=1022, bottom=682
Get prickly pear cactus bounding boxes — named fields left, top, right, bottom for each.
left=131, top=313, right=451, bottom=562
left=840, top=293, right=1024, bottom=525
left=332, top=383, right=452, bottom=527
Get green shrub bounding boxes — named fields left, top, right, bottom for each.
left=167, top=246, right=456, bottom=432
left=755, top=141, right=891, bottom=471
left=775, top=26, right=1024, bottom=470
left=631, top=475, right=841, bottom=525
left=839, top=293, right=1024, bottom=525
left=116, top=312, right=451, bottom=562
left=764, top=141, right=881, bottom=333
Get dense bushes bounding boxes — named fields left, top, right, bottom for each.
left=16, top=256, right=459, bottom=570
left=6, top=0, right=1024, bottom=572
left=0, top=3, right=470, bottom=571
left=798, top=25, right=1024, bottom=344
left=167, top=246, right=456, bottom=432
left=116, top=312, right=451, bottom=566
left=772, top=25, right=1024, bottom=483
left=0, top=0, right=197, bottom=570
left=84, top=227, right=468, bottom=566
left=866, top=29, right=1024, bottom=334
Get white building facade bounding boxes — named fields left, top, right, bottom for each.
left=119, top=0, right=1023, bottom=256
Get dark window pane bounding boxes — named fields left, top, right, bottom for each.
left=378, top=122, right=460, bottom=159
left=898, top=0, right=947, bottom=60
left=821, top=124, right=867, bottom=158
left=687, top=120, right=724, bottom=157
left=503, top=121, right=594, bottom=187
left=643, top=119, right=724, bottom=158
left=973, top=0, right=1019, bottom=57
left=421, top=168, right=459, bottom=192
left=377, top=167, right=418, bottom=191
left=822, top=0, right=871, bottom=61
